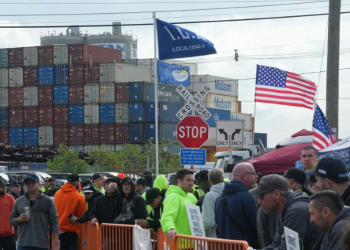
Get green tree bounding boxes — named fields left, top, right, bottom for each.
left=90, top=147, right=119, bottom=172
left=47, top=144, right=89, bottom=173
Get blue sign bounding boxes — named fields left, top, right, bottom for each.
left=180, top=149, right=206, bottom=165
left=158, top=61, right=190, bottom=86
left=295, top=160, right=304, bottom=169
left=156, top=19, right=217, bottom=60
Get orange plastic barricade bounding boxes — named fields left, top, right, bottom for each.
left=78, top=222, right=101, bottom=250
left=157, top=228, right=176, bottom=250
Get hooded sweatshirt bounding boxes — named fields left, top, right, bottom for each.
left=77, top=190, right=103, bottom=223
left=54, top=182, right=86, bottom=234
left=202, top=182, right=224, bottom=238
left=120, top=176, right=148, bottom=223
left=142, top=175, right=169, bottom=214
left=0, top=193, right=15, bottom=237
left=262, top=190, right=321, bottom=250
left=215, top=180, right=258, bottom=248
left=320, top=206, right=350, bottom=250
left=161, top=185, right=197, bottom=234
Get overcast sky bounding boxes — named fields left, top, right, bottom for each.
left=1, top=0, right=349, bottom=147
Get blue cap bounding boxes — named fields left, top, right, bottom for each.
left=308, top=156, right=349, bottom=182
left=24, top=173, right=39, bottom=183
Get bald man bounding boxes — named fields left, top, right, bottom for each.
left=214, top=163, right=259, bottom=248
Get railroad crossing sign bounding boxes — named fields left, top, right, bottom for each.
left=175, top=85, right=212, bottom=121
left=216, top=120, right=244, bottom=148
left=177, top=116, right=209, bottom=148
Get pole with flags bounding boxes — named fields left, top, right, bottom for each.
left=153, top=12, right=159, bottom=176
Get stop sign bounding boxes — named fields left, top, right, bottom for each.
left=177, top=116, right=209, bottom=148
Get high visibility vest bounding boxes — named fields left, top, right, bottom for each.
left=195, top=187, right=206, bottom=198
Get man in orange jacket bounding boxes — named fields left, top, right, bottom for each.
left=54, top=174, right=86, bottom=250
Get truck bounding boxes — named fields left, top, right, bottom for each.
left=184, top=162, right=215, bottom=173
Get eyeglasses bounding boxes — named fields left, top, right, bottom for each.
left=25, top=181, right=37, bottom=186
left=44, top=180, right=49, bottom=182
left=257, top=190, right=275, bottom=200
left=245, top=172, right=258, bottom=176
left=13, top=185, right=20, bottom=187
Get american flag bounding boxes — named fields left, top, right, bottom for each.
left=313, top=104, right=336, bottom=150
left=255, top=65, right=317, bottom=109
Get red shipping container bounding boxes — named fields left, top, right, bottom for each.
left=100, top=124, right=115, bottom=144
left=8, top=87, right=23, bottom=107
left=68, top=44, right=122, bottom=65
left=8, top=47, right=24, bottom=67
left=0, top=128, right=9, bottom=145
left=23, top=66, right=38, bottom=86
left=23, top=106, right=39, bottom=126
left=54, top=125, right=69, bottom=146
left=83, top=124, right=100, bottom=145
left=69, top=65, right=84, bottom=84
left=38, top=86, right=53, bottom=106
left=38, top=106, right=53, bottom=125
left=116, top=123, right=129, bottom=144
left=115, top=82, right=129, bottom=103
left=69, top=125, right=84, bottom=145
left=9, top=107, right=23, bottom=127
left=54, top=105, right=69, bottom=125
left=69, top=85, right=84, bottom=104
left=38, top=45, right=54, bottom=66
left=84, top=63, right=100, bottom=84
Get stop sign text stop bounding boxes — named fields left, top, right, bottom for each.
left=178, top=126, right=207, bottom=139
left=177, top=116, right=209, bottom=148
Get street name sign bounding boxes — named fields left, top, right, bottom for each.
left=216, top=120, right=244, bottom=148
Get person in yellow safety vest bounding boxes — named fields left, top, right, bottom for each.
left=92, top=173, right=105, bottom=194
left=224, top=178, right=230, bottom=183
left=141, top=175, right=168, bottom=215
left=193, top=170, right=210, bottom=200
left=40, top=177, right=50, bottom=193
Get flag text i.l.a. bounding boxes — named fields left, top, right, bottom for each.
left=156, top=19, right=217, bottom=60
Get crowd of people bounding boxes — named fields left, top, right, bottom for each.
left=1, top=145, right=350, bottom=250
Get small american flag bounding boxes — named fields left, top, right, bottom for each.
left=255, top=65, right=317, bottom=109
left=313, top=104, right=336, bottom=150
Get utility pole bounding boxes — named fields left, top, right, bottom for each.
left=326, top=0, right=341, bottom=140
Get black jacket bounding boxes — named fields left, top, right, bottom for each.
left=90, top=190, right=123, bottom=224
left=147, top=194, right=165, bottom=230
left=8, top=190, right=20, bottom=200
left=77, top=190, right=103, bottom=223
left=45, top=188, right=57, bottom=197
left=342, top=185, right=350, bottom=206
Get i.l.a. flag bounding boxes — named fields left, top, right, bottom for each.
left=158, top=61, right=190, bottom=86
left=156, top=19, right=217, bottom=60
left=313, top=104, right=337, bottom=150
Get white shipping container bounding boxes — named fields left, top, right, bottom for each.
left=9, top=67, right=23, bottom=87
left=23, top=47, right=38, bottom=66
left=115, top=103, right=129, bottom=123
left=53, top=45, right=68, bottom=65
left=0, top=68, right=8, bottom=87
left=100, top=84, right=115, bottom=103
left=0, top=88, right=9, bottom=108
left=84, top=145, right=99, bottom=153
left=100, top=63, right=115, bottom=83
left=190, top=75, right=238, bottom=97
left=230, top=112, right=253, bottom=130
left=38, top=126, right=53, bottom=146
left=100, top=144, right=116, bottom=152
left=114, top=64, right=152, bottom=82
left=84, top=84, right=99, bottom=104
left=243, top=130, right=253, bottom=145
left=70, top=145, right=84, bottom=152
left=84, top=104, right=99, bottom=124
left=23, top=86, right=38, bottom=107
left=199, top=93, right=238, bottom=113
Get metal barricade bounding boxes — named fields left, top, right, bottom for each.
left=78, top=222, right=101, bottom=250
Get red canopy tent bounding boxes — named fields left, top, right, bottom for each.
left=247, top=130, right=313, bottom=174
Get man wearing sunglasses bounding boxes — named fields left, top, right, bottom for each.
left=10, top=173, right=59, bottom=250
left=250, top=174, right=320, bottom=250
left=40, top=177, right=51, bottom=193
left=8, top=180, right=21, bottom=200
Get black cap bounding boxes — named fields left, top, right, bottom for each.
left=145, top=188, right=161, bottom=205
left=284, top=168, right=314, bottom=194
left=67, top=174, right=79, bottom=182
left=83, top=185, right=95, bottom=193
left=143, top=170, right=152, bottom=176
left=306, top=170, right=317, bottom=183
left=136, top=178, right=146, bottom=186
left=250, top=174, right=289, bottom=196
left=198, top=170, right=209, bottom=181
left=48, top=177, right=56, bottom=181
left=308, top=156, right=349, bottom=182
left=81, top=179, right=92, bottom=187
left=10, top=180, right=20, bottom=187
left=0, top=179, right=6, bottom=187
left=104, top=177, right=116, bottom=185
left=24, top=173, right=39, bottom=183
left=92, top=173, right=104, bottom=180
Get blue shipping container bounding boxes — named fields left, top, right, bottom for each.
left=145, top=123, right=156, bottom=143
left=100, top=104, right=115, bottom=124
left=202, top=108, right=230, bottom=127
left=38, top=66, right=53, bottom=85
left=144, top=123, right=178, bottom=143
left=128, top=82, right=144, bottom=102
left=54, top=85, right=69, bottom=105
left=128, top=123, right=144, bottom=143
left=23, top=126, right=38, bottom=146
left=145, top=102, right=182, bottom=123
left=0, top=108, right=8, bottom=127
left=53, top=65, right=69, bottom=85
left=0, top=49, right=8, bottom=68
left=9, top=127, right=23, bottom=146
left=129, top=103, right=144, bottom=122
left=254, top=133, right=267, bottom=148
left=69, top=105, right=84, bottom=125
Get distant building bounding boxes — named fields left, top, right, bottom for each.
left=40, top=22, right=138, bottom=59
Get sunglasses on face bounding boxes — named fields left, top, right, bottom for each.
left=25, top=181, right=37, bottom=186
left=258, top=190, right=275, bottom=200
left=44, top=180, right=49, bottom=182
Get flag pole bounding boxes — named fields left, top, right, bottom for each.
left=153, top=12, right=159, bottom=176
left=251, top=65, right=259, bottom=166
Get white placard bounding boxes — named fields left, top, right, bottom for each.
left=284, top=227, right=300, bottom=250
left=185, top=204, right=205, bottom=237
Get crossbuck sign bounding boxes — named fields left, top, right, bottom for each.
left=175, top=85, right=212, bottom=120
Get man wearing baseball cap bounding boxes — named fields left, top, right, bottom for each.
left=250, top=174, right=320, bottom=250
left=283, top=168, right=314, bottom=196
left=135, top=178, right=148, bottom=195
left=8, top=180, right=21, bottom=200
left=92, top=173, right=105, bottom=194
left=308, top=156, right=350, bottom=205
left=45, top=177, right=58, bottom=197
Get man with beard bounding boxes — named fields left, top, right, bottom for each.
left=215, top=163, right=259, bottom=248
left=45, top=177, right=58, bottom=197
left=55, top=174, right=86, bottom=250
left=309, top=190, right=350, bottom=250
left=0, top=179, right=16, bottom=250
left=8, top=180, right=21, bottom=200
left=300, top=146, right=318, bottom=171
